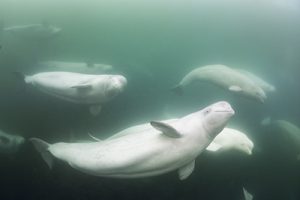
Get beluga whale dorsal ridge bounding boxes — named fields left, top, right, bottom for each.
left=172, top=64, right=267, bottom=103
left=30, top=101, right=234, bottom=180
left=19, top=71, right=127, bottom=115
left=38, top=61, right=113, bottom=74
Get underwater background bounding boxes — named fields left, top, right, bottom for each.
left=0, top=0, right=300, bottom=199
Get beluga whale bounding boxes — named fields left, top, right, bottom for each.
left=172, top=64, right=267, bottom=103
left=3, top=21, right=61, bottom=40
left=30, top=101, right=234, bottom=180
left=206, top=128, right=254, bottom=155
left=18, top=72, right=127, bottom=115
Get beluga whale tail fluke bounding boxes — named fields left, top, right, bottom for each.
left=171, top=85, right=184, bottom=96
left=30, top=138, right=54, bottom=169
left=12, top=72, right=29, bottom=90
left=13, top=71, right=26, bottom=81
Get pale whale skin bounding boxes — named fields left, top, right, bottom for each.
left=206, top=128, right=254, bottom=155
left=23, top=72, right=127, bottom=115
left=108, top=125, right=254, bottom=155
left=30, top=101, right=234, bottom=180
left=174, top=64, right=267, bottom=103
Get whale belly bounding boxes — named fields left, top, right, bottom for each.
left=67, top=133, right=197, bottom=178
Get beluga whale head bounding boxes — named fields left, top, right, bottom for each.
left=206, top=128, right=254, bottom=155
left=201, top=101, right=235, bottom=139
left=103, top=75, right=127, bottom=100
left=254, top=87, right=267, bottom=103
left=233, top=136, right=254, bottom=155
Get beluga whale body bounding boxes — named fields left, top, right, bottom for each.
left=3, top=22, right=61, bottom=40
left=105, top=124, right=253, bottom=155
left=30, top=101, right=234, bottom=180
left=19, top=72, right=127, bottom=115
left=173, top=64, right=267, bottom=103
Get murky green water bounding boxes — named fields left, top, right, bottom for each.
left=0, top=0, right=299, bottom=199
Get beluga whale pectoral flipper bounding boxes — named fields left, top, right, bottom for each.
left=30, top=101, right=234, bottom=180
left=19, top=71, right=127, bottom=115
left=172, top=64, right=267, bottom=103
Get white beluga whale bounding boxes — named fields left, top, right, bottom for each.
left=104, top=124, right=253, bottom=155
left=237, top=69, right=276, bottom=93
left=206, top=128, right=254, bottom=155
left=3, top=21, right=61, bottom=40
left=172, top=64, right=267, bottom=103
left=30, top=101, right=234, bottom=180
left=0, top=129, right=25, bottom=154
left=19, top=72, right=127, bottom=115
left=38, top=61, right=113, bottom=74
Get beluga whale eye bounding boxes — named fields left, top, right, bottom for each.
left=204, top=108, right=211, bottom=115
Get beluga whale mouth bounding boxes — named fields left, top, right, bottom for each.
left=213, top=101, right=235, bottom=115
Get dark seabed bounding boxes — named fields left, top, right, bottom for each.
left=0, top=0, right=300, bottom=199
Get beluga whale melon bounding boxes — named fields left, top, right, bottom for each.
left=30, top=101, right=234, bottom=180
left=18, top=72, right=127, bottom=115
left=172, top=64, right=267, bottom=103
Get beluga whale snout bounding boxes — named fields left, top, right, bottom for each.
left=213, top=101, right=235, bottom=114
left=202, top=101, right=235, bottom=137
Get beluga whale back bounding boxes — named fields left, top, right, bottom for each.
left=3, top=21, right=61, bottom=40
left=38, top=61, right=113, bottom=74
left=173, top=64, right=267, bottom=103
left=30, top=101, right=234, bottom=180
left=19, top=72, right=127, bottom=115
